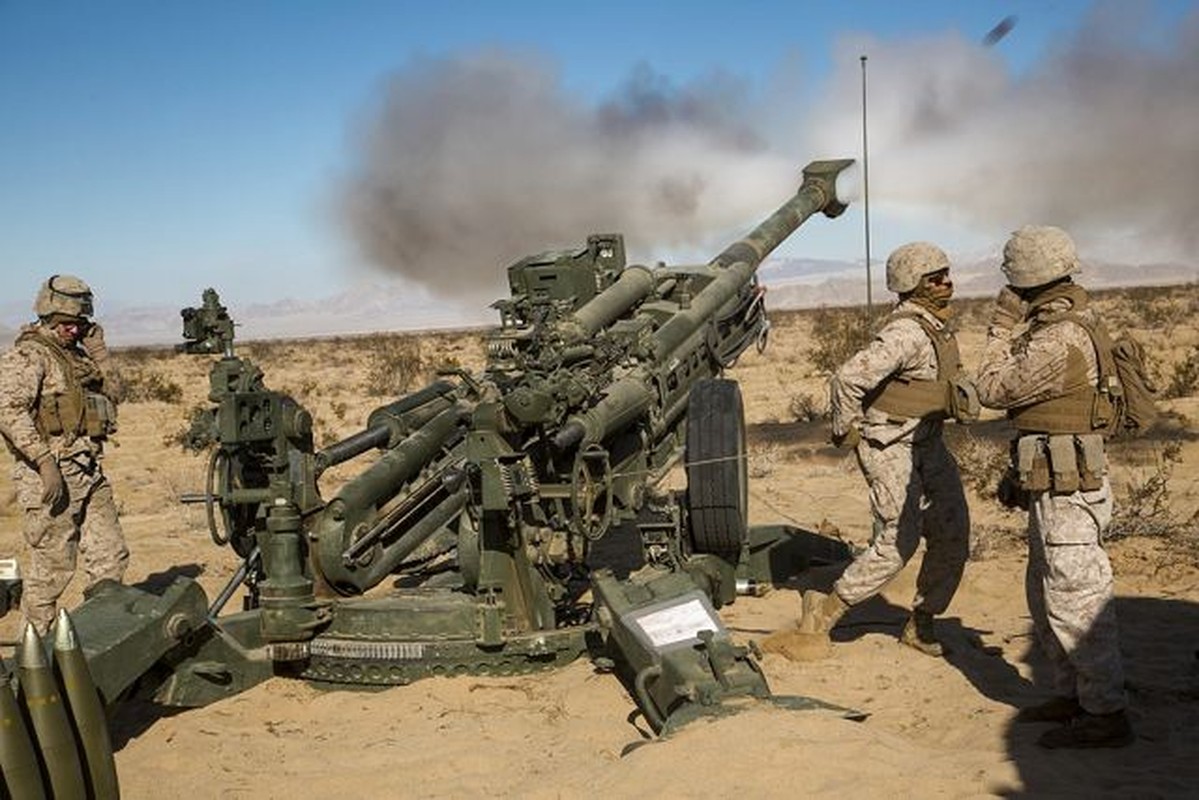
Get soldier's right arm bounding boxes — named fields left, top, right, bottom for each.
left=975, top=322, right=1085, bottom=410
left=0, top=345, right=53, bottom=464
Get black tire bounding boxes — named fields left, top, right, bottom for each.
left=686, top=378, right=748, bottom=558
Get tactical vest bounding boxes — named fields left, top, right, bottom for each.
left=865, top=311, right=961, bottom=421
left=18, top=327, right=114, bottom=442
left=1007, top=285, right=1119, bottom=436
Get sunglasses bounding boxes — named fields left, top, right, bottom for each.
left=924, top=270, right=952, bottom=286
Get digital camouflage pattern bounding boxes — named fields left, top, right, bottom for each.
left=976, top=287, right=1127, bottom=715
left=829, top=301, right=970, bottom=612
left=885, top=241, right=950, bottom=294
left=0, top=324, right=128, bottom=635
left=1001, top=225, right=1081, bottom=289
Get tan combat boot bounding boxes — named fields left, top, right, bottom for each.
left=1037, top=709, right=1134, bottom=749
left=1015, top=695, right=1083, bottom=724
left=900, top=609, right=944, bottom=657
left=798, top=590, right=849, bottom=635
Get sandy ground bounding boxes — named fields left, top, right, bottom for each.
left=3, top=292, right=1199, bottom=798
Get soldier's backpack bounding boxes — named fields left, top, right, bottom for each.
left=1070, top=316, right=1160, bottom=437
left=1107, top=334, right=1159, bottom=435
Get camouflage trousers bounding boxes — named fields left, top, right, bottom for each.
left=1026, top=479, right=1127, bottom=714
left=834, top=434, right=970, bottom=614
left=16, top=457, right=129, bottom=635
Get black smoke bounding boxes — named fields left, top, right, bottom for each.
left=337, top=51, right=794, bottom=300
left=338, top=3, right=1199, bottom=298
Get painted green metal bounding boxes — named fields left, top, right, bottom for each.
left=33, top=159, right=856, bottom=784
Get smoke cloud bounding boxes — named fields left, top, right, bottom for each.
left=338, top=4, right=1199, bottom=299
left=337, top=52, right=794, bottom=301
left=808, top=3, right=1199, bottom=262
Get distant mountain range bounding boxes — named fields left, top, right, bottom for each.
left=2, top=255, right=1194, bottom=348
left=760, top=254, right=1196, bottom=311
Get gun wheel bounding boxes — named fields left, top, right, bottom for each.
left=686, top=378, right=748, bottom=559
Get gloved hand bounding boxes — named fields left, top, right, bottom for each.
left=37, top=455, right=66, bottom=513
left=990, top=287, right=1026, bottom=329
left=831, top=427, right=861, bottom=450
left=80, top=321, right=110, bottom=363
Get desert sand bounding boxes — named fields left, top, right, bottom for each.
left=2, top=289, right=1198, bottom=798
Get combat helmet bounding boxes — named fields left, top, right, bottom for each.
left=34, top=274, right=94, bottom=321
left=886, top=242, right=950, bottom=294
left=1001, top=225, right=1080, bottom=289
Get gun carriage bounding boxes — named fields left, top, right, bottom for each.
left=1, top=159, right=855, bottom=796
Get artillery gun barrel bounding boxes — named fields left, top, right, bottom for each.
left=654, top=158, right=851, bottom=358
left=709, top=158, right=851, bottom=271
left=554, top=158, right=852, bottom=450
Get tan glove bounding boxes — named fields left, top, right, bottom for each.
left=37, top=456, right=66, bottom=513
left=80, top=321, right=110, bottom=363
left=831, top=426, right=861, bottom=450
left=990, top=287, right=1026, bottom=330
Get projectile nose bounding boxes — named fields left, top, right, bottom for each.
left=53, top=608, right=79, bottom=651
left=18, top=623, right=48, bottom=670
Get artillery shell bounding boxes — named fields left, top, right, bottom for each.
left=17, top=624, right=86, bottom=800
left=0, top=656, right=47, bottom=800
left=53, top=610, right=120, bottom=800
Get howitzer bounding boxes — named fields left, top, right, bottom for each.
left=2, top=158, right=858, bottom=795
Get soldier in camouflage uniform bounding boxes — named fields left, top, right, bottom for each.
left=975, top=226, right=1132, bottom=749
left=798, top=242, right=974, bottom=657
left=0, top=275, right=128, bottom=635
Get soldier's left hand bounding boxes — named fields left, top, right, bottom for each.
left=80, top=322, right=110, bottom=362
left=831, top=427, right=860, bottom=450
left=990, top=287, right=1026, bottom=329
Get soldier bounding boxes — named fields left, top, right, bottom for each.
left=0, top=275, right=128, bottom=635
left=798, top=242, right=973, bottom=656
left=975, top=226, right=1132, bottom=749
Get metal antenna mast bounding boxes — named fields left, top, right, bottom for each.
left=860, top=54, right=873, bottom=314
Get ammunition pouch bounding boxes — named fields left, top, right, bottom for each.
left=83, top=391, right=118, bottom=438
left=35, top=390, right=85, bottom=438
left=949, top=378, right=980, bottom=424
left=1010, top=433, right=1105, bottom=496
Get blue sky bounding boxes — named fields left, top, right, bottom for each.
left=2, top=1, right=1196, bottom=328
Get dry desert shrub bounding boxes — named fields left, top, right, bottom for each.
left=949, top=430, right=1010, bottom=499
left=1162, top=345, right=1199, bottom=399
left=1108, top=284, right=1198, bottom=336
left=950, top=296, right=993, bottom=330
left=1110, top=441, right=1198, bottom=548
left=788, top=391, right=828, bottom=422
left=748, top=442, right=781, bottom=479
left=805, top=306, right=885, bottom=375
left=120, top=367, right=184, bottom=404
left=361, top=334, right=426, bottom=397
left=163, top=404, right=215, bottom=453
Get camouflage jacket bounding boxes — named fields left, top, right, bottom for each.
left=0, top=324, right=114, bottom=465
left=975, top=290, right=1100, bottom=412
left=829, top=300, right=949, bottom=447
